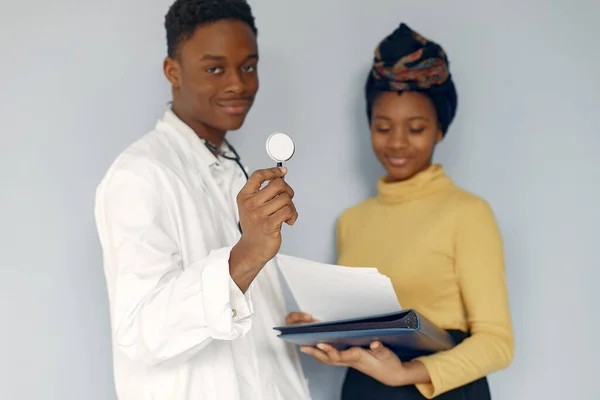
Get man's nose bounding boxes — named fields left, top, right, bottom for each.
left=225, top=70, right=247, bottom=94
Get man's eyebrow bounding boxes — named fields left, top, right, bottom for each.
left=199, top=54, right=259, bottom=61
left=200, top=54, right=226, bottom=61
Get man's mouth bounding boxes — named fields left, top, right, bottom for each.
left=217, top=99, right=253, bottom=115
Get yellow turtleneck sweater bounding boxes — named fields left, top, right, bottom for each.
left=336, top=164, right=514, bottom=398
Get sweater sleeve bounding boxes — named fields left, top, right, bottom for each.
left=336, top=213, right=347, bottom=259
left=413, top=198, right=514, bottom=398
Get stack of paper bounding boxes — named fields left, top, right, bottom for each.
left=275, top=254, right=402, bottom=321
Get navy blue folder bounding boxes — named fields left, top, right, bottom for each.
left=274, top=309, right=456, bottom=358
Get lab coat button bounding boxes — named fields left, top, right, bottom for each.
left=232, top=308, right=237, bottom=318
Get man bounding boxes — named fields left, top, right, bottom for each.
left=94, top=1, right=311, bottom=399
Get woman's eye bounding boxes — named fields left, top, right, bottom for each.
left=375, top=127, right=391, bottom=133
left=408, top=127, right=425, bottom=134
left=242, top=65, right=257, bottom=72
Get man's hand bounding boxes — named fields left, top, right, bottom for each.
left=229, top=167, right=298, bottom=291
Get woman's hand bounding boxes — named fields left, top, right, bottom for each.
left=285, top=312, right=320, bottom=326
left=299, top=341, right=430, bottom=387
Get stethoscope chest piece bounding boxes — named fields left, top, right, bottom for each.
left=266, top=132, right=295, bottom=166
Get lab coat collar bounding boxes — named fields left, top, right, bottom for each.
left=159, top=107, right=225, bottom=171
left=156, top=107, right=241, bottom=237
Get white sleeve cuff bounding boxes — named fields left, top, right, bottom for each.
left=201, top=246, right=254, bottom=340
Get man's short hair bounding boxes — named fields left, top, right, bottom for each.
left=165, top=0, right=258, bottom=58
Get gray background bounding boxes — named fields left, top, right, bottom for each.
left=1, top=0, right=599, bottom=399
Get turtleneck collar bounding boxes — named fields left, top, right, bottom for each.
left=377, top=164, right=452, bottom=204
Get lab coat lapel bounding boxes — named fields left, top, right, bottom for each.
left=196, top=164, right=241, bottom=241
left=156, top=112, right=240, bottom=241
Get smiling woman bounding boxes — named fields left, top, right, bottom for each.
left=294, top=22, right=514, bottom=400
left=370, top=91, right=442, bottom=182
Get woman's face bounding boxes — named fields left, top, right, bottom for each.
left=370, top=91, right=443, bottom=182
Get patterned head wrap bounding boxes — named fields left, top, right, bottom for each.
left=366, top=23, right=458, bottom=135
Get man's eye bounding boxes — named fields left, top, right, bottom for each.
left=408, top=127, right=425, bottom=134
left=242, top=65, right=257, bottom=72
left=206, top=67, right=223, bottom=74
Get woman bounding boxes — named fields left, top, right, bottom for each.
left=292, top=23, right=514, bottom=399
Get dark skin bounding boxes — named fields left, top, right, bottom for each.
left=164, top=20, right=259, bottom=147
left=289, top=91, right=442, bottom=386
left=163, top=20, right=298, bottom=292
left=371, top=91, right=443, bottom=182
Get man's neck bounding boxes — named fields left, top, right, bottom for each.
left=170, top=102, right=226, bottom=148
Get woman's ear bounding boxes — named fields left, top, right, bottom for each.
left=435, top=126, right=444, bottom=143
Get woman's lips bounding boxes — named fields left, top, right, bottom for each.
left=386, top=156, right=409, bottom=166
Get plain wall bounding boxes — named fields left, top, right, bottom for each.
left=1, top=0, right=599, bottom=399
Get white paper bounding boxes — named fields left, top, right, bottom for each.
left=275, top=254, right=402, bottom=321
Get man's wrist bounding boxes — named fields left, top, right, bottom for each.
left=229, top=240, right=266, bottom=292
left=230, top=239, right=264, bottom=271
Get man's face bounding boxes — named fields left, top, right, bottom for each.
left=164, top=20, right=259, bottom=133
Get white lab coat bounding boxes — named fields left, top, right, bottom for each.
left=94, top=109, right=311, bottom=400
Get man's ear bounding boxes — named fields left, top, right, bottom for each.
left=163, top=56, right=181, bottom=88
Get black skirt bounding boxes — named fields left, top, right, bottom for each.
left=341, top=330, right=491, bottom=400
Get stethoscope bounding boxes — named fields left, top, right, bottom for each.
left=202, top=138, right=249, bottom=180
left=201, top=139, right=248, bottom=234
left=201, top=132, right=295, bottom=235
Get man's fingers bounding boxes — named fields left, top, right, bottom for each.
left=261, top=192, right=298, bottom=226
left=259, top=192, right=293, bottom=218
left=251, top=178, right=294, bottom=208
left=239, top=167, right=287, bottom=195
left=285, top=200, right=298, bottom=225
left=268, top=203, right=298, bottom=229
